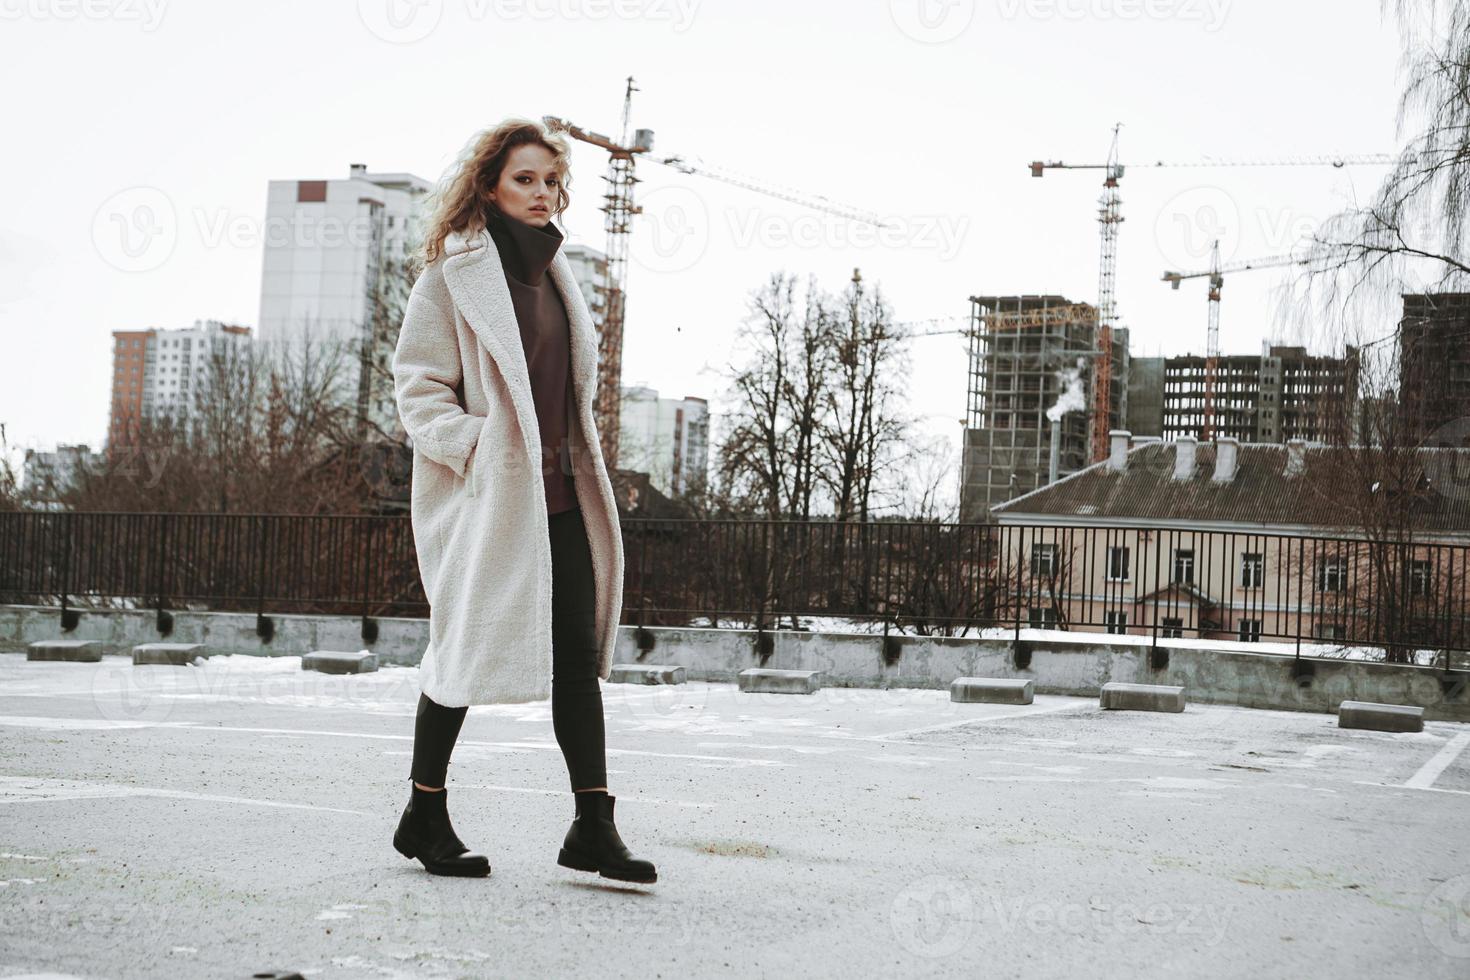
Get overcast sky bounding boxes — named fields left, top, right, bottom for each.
left=0, top=0, right=1412, bottom=494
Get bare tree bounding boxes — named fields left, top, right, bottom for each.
left=817, top=271, right=914, bottom=522
left=1290, top=0, right=1470, bottom=345
left=1277, top=3, right=1470, bottom=661
left=718, top=269, right=916, bottom=521
left=716, top=272, right=832, bottom=519
left=0, top=423, right=23, bottom=512
left=72, top=328, right=371, bottom=514
left=893, top=431, right=959, bottom=523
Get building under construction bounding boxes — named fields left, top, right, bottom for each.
left=1123, top=343, right=1354, bottom=443
left=960, top=295, right=1130, bottom=520
left=1400, top=292, right=1470, bottom=441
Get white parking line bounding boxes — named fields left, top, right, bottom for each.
left=166, top=724, right=793, bottom=767
left=0, top=775, right=370, bottom=815
left=1404, top=730, right=1470, bottom=790
left=0, top=715, right=195, bottom=730
left=868, top=699, right=1095, bottom=741
left=1354, top=779, right=1470, bottom=797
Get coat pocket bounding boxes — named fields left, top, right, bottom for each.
left=464, top=413, right=496, bottom=498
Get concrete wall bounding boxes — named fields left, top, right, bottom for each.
left=1, top=605, right=1464, bottom=721
left=1126, top=356, right=1164, bottom=438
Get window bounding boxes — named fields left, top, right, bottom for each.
left=1318, top=560, right=1346, bottom=593
left=1030, top=543, right=1057, bottom=577
left=1106, top=546, right=1131, bottom=581
left=1314, top=622, right=1346, bottom=640
left=1240, top=553, right=1264, bottom=589
left=1410, top=559, right=1433, bottom=597
left=1160, top=617, right=1183, bottom=638
left=1172, top=549, right=1195, bottom=585
left=1238, top=619, right=1262, bottom=643
left=1105, top=612, right=1128, bottom=635
left=1028, top=607, right=1058, bottom=629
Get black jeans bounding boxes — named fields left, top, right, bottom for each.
left=410, top=505, right=608, bottom=792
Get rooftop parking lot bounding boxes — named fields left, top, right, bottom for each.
left=1, top=652, right=1467, bottom=979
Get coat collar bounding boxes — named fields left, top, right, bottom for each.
left=484, top=205, right=564, bottom=286
left=439, top=224, right=599, bottom=455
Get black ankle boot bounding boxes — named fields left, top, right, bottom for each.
left=557, top=790, right=657, bottom=884
left=393, top=780, right=491, bottom=877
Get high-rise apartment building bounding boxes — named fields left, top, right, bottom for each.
left=562, top=243, right=609, bottom=338
left=618, top=385, right=709, bottom=497
left=257, top=164, right=432, bottom=437
left=107, top=320, right=252, bottom=449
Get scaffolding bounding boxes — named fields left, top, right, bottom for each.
left=961, top=295, right=1130, bottom=518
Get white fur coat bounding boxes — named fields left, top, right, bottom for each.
left=391, top=225, right=624, bottom=707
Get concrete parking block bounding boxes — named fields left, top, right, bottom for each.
left=27, top=640, right=103, bottom=662
left=738, top=667, right=822, bottom=694
left=132, top=642, right=208, bottom=666
left=301, top=650, right=377, bottom=674
left=609, top=663, right=686, bottom=685
left=951, top=677, right=1034, bottom=704
left=1338, top=700, right=1425, bottom=733
left=1100, top=681, right=1186, bottom=712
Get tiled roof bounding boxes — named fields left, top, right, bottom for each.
left=991, top=442, right=1470, bottom=535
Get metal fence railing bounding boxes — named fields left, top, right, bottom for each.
left=2, top=511, right=1468, bottom=664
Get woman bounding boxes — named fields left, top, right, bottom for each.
left=388, top=118, right=655, bottom=885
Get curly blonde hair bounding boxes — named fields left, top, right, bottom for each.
left=419, top=117, right=573, bottom=267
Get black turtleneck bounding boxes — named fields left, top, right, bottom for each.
left=484, top=202, right=564, bottom=285
left=482, top=204, right=579, bottom=514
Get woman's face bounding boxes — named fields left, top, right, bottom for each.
left=489, top=143, right=562, bottom=228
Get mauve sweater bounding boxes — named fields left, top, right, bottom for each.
left=482, top=204, right=578, bottom=514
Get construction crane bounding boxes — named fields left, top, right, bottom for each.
left=1031, top=128, right=1393, bottom=462
left=543, top=79, right=653, bottom=472
left=544, top=79, right=892, bottom=470
left=895, top=302, right=1099, bottom=339
left=653, top=155, right=895, bottom=228
left=1161, top=242, right=1315, bottom=439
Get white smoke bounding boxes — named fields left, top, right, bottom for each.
left=1046, top=357, right=1088, bottom=422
